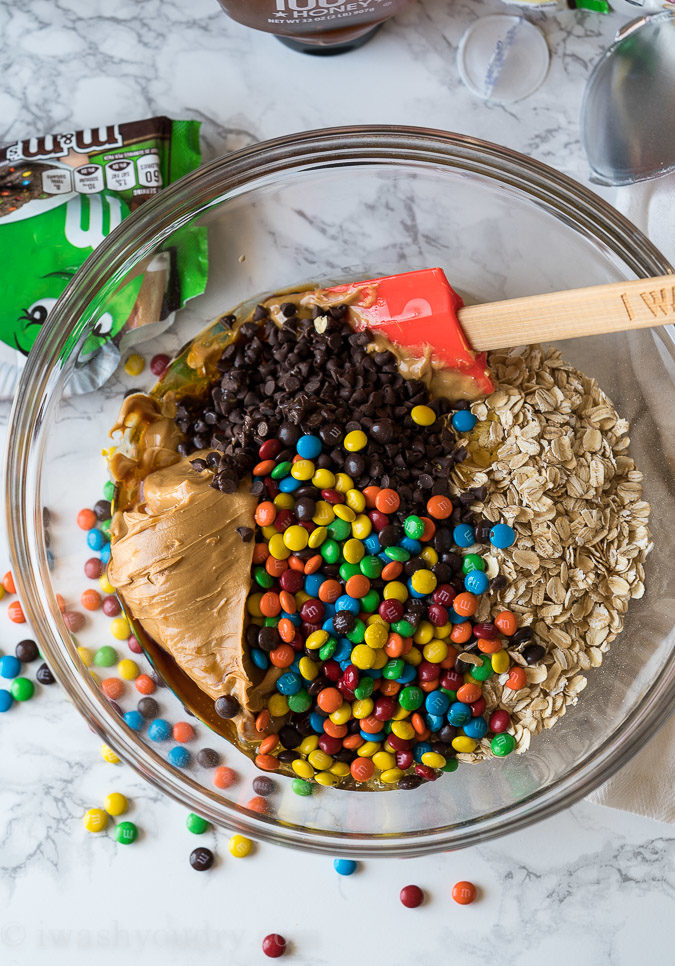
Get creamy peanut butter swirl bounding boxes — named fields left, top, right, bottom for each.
left=109, top=455, right=280, bottom=739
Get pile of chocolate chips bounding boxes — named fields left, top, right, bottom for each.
left=174, top=304, right=495, bottom=577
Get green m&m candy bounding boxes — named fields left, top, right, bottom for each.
left=11, top=677, right=34, bottom=701
left=287, top=689, right=312, bottom=713
left=398, top=686, right=424, bottom=711
left=291, top=778, right=312, bottom=797
left=94, top=645, right=117, bottom=667
left=383, top=659, right=404, bottom=680
left=339, top=562, right=361, bottom=581
left=403, top=515, right=425, bottom=539
left=346, top=618, right=365, bottom=644
left=354, top=677, right=374, bottom=701
left=491, top=733, right=516, bottom=757
left=462, top=553, right=486, bottom=574
left=186, top=813, right=210, bottom=835
left=359, top=555, right=382, bottom=579
left=470, top=656, right=494, bottom=681
left=359, top=589, right=380, bottom=613
left=384, top=546, right=410, bottom=562
left=320, top=539, right=341, bottom=564
left=115, top=820, right=138, bottom=844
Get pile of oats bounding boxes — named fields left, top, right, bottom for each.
left=450, top=345, right=652, bottom=761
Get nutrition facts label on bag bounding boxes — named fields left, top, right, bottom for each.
left=74, top=163, right=104, bottom=194
left=41, top=168, right=72, bottom=194
left=136, top=153, right=162, bottom=188
left=105, top=159, right=136, bottom=191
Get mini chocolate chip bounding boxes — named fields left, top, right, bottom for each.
left=214, top=695, right=240, bottom=718
left=235, top=526, right=253, bottom=542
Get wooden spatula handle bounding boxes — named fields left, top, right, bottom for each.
left=458, top=274, right=675, bottom=351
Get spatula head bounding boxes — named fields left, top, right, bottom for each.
left=318, top=268, right=494, bottom=396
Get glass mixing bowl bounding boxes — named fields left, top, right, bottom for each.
left=7, top=127, right=674, bottom=856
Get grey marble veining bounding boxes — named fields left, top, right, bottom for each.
left=0, top=2, right=673, bottom=964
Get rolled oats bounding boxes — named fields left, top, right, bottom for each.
left=451, top=345, right=651, bottom=759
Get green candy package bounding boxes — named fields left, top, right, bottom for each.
left=0, top=116, right=207, bottom=396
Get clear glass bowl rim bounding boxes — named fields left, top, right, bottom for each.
left=6, top=126, right=674, bottom=856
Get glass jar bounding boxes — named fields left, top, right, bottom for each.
left=217, top=0, right=418, bottom=53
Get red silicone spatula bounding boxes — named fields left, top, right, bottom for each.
left=316, top=268, right=675, bottom=397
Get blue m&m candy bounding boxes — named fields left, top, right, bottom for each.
left=123, top=710, right=145, bottom=731
left=452, top=410, right=478, bottom=433
left=168, top=746, right=191, bottom=768
left=148, top=718, right=172, bottom=742
left=333, top=858, right=357, bottom=876
left=0, top=689, right=13, bottom=712
left=277, top=672, right=302, bottom=695
left=0, top=655, right=21, bottom=679
left=87, top=528, right=107, bottom=551
left=490, top=523, right=516, bottom=549
left=453, top=524, right=475, bottom=548
left=425, top=690, right=450, bottom=717
left=464, top=570, right=489, bottom=595
left=296, top=435, right=322, bottom=460
left=447, top=701, right=472, bottom=726
left=463, top=716, right=488, bottom=740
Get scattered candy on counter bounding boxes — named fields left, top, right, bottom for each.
left=229, top=834, right=253, bottom=858
left=189, top=846, right=214, bottom=871
left=400, top=884, right=425, bottom=908
left=115, top=821, right=138, bottom=844
left=262, top=934, right=287, bottom=959
left=186, top=812, right=210, bottom=835
left=82, top=791, right=139, bottom=844
left=451, top=880, right=477, bottom=904
left=123, top=353, right=145, bottom=377
left=83, top=807, right=108, bottom=833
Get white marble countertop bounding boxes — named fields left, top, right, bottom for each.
left=0, top=1, right=673, bottom=964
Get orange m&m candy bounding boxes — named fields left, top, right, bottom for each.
left=7, top=601, right=25, bottom=623
left=316, top=687, right=342, bottom=714
left=507, top=666, right=527, bottom=691
left=350, top=757, right=375, bottom=782
left=345, top=574, right=370, bottom=599
left=375, top=488, right=400, bottom=513
left=259, top=592, right=281, bottom=618
left=453, top=592, right=478, bottom=617
left=426, top=495, right=453, bottom=520
left=494, top=611, right=518, bottom=636
left=254, top=501, right=276, bottom=527
left=452, top=881, right=477, bottom=905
